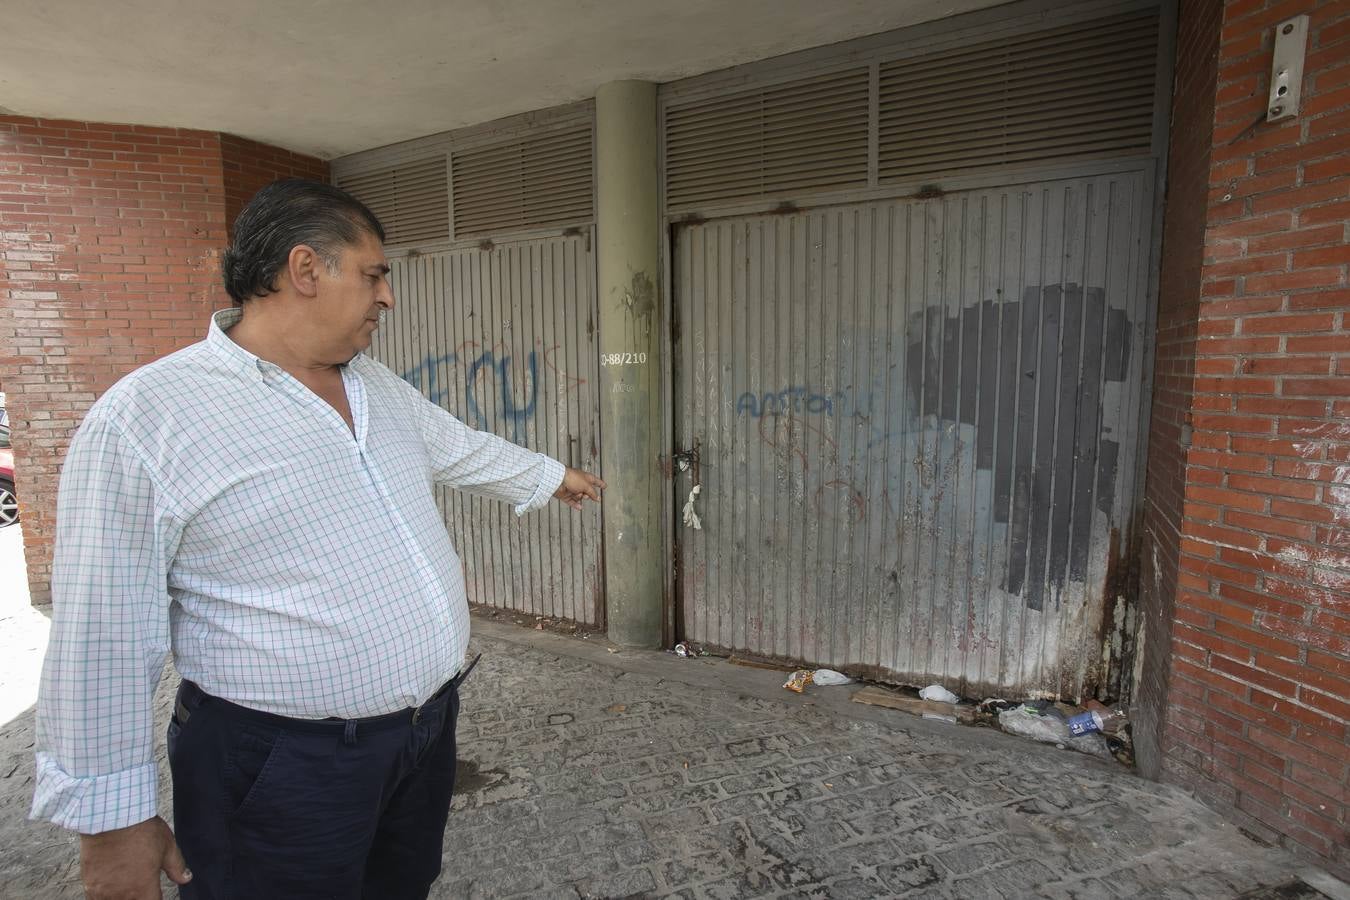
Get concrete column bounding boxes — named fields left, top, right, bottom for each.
left=595, top=81, right=663, bottom=648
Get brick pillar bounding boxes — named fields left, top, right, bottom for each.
left=1144, top=0, right=1349, bottom=878
left=1136, top=0, right=1226, bottom=782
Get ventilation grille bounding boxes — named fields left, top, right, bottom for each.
left=665, top=68, right=870, bottom=209
left=878, top=11, right=1159, bottom=183
left=451, top=124, right=593, bottom=237
left=338, top=156, right=449, bottom=246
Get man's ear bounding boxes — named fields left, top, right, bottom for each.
left=286, top=245, right=322, bottom=299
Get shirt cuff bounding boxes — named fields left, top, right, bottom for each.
left=31, top=752, right=158, bottom=834
left=514, top=456, right=566, bottom=517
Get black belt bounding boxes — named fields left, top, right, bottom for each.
left=175, top=653, right=482, bottom=732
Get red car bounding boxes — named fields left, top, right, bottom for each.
left=0, top=424, right=15, bottom=527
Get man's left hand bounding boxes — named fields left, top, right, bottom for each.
left=554, top=468, right=606, bottom=510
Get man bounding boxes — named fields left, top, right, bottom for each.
left=31, top=179, right=605, bottom=899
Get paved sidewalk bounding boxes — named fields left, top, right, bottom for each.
left=0, top=559, right=1340, bottom=898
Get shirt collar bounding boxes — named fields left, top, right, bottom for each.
left=206, top=307, right=274, bottom=378
left=206, top=307, right=365, bottom=378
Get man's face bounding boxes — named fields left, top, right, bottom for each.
left=316, top=231, right=393, bottom=362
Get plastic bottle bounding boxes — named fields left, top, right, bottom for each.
left=1067, top=708, right=1127, bottom=736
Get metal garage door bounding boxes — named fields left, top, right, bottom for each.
left=372, top=234, right=604, bottom=624
left=673, top=171, right=1152, bottom=698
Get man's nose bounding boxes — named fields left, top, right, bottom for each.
left=378, top=277, right=395, bottom=310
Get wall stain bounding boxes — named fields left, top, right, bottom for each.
left=619, top=270, right=657, bottom=334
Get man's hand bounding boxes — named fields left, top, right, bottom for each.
left=554, top=467, right=606, bottom=510
left=81, top=816, right=191, bottom=900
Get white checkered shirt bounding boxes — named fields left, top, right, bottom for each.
left=32, top=308, right=565, bottom=834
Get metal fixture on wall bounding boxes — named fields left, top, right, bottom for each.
left=1266, top=15, right=1309, bottom=122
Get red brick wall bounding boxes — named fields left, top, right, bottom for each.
left=1156, top=0, right=1349, bottom=877
left=0, top=118, right=327, bottom=602
left=0, top=119, right=228, bottom=600
left=220, top=134, right=329, bottom=237
left=1136, top=0, right=1225, bottom=782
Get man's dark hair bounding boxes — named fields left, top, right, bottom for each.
left=222, top=179, right=386, bottom=305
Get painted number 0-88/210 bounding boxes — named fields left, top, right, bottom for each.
left=602, top=352, right=648, bottom=366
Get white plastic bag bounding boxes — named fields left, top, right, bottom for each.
left=812, top=669, right=853, bottom=686
left=919, top=684, right=959, bottom=704
left=998, top=706, right=1068, bottom=743
left=998, top=706, right=1113, bottom=759
left=681, top=485, right=703, bottom=530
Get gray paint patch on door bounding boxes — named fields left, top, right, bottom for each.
left=904, top=284, right=1131, bottom=610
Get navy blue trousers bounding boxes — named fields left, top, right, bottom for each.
left=167, top=677, right=461, bottom=900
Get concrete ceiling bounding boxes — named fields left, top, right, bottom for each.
left=0, top=0, right=1009, bottom=160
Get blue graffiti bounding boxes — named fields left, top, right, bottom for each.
left=403, top=351, right=455, bottom=406
left=737, top=388, right=832, bottom=417
left=401, top=350, right=539, bottom=443
left=737, top=386, right=910, bottom=449
left=466, top=352, right=538, bottom=442
left=736, top=387, right=874, bottom=418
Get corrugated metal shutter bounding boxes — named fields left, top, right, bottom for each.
left=337, top=156, right=449, bottom=246
left=451, top=124, right=594, bottom=237
left=674, top=171, right=1153, bottom=701
left=878, top=10, right=1159, bottom=182
left=371, top=234, right=603, bottom=624
left=665, top=68, right=870, bottom=210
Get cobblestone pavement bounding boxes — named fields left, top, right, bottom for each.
left=0, top=560, right=1340, bottom=898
